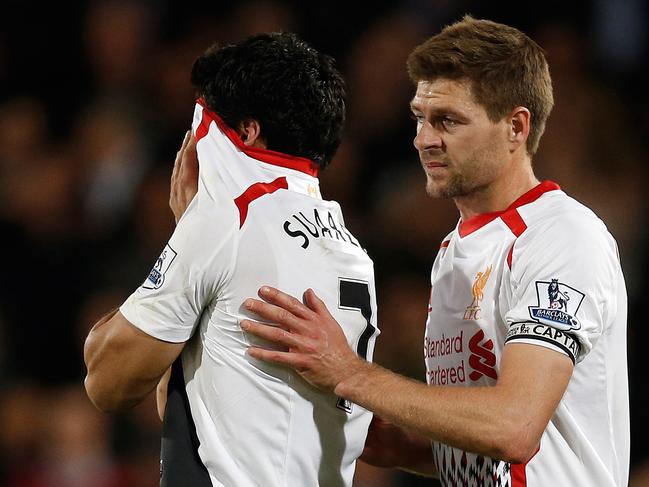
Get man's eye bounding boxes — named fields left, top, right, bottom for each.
left=442, top=117, right=457, bottom=128
left=410, top=113, right=425, bottom=124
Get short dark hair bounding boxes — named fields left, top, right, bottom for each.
left=407, top=15, right=553, bottom=155
left=191, top=32, right=346, bottom=169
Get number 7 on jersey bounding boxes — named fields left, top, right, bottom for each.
left=336, top=278, right=378, bottom=413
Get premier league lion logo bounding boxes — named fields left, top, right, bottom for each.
left=143, top=244, right=178, bottom=290
left=529, top=278, right=585, bottom=331
left=548, top=279, right=570, bottom=312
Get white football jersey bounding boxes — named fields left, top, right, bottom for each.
left=121, top=101, right=378, bottom=487
left=424, top=182, right=629, bottom=487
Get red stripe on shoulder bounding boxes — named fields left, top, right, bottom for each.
left=458, top=181, right=557, bottom=238
left=234, top=177, right=288, bottom=228
left=506, top=243, right=515, bottom=270
left=501, top=209, right=526, bottom=270
left=500, top=208, right=527, bottom=237
left=440, top=240, right=450, bottom=248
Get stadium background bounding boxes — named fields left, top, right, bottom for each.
left=0, top=0, right=647, bottom=485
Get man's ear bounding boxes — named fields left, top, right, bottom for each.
left=237, top=119, right=266, bottom=148
left=508, top=107, right=530, bottom=153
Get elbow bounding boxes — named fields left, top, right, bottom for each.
left=491, top=419, right=541, bottom=464
left=498, top=440, right=539, bottom=465
left=84, top=374, right=118, bottom=412
left=84, top=373, right=137, bottom=413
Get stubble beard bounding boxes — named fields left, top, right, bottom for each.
left=424, top=145, right=498, bottom=200
left=425, top=172, right=472, bottom=199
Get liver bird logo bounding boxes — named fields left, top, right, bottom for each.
left=464, top=265, right=492, bottom=321
left=471, top=265, right=492, bottom=306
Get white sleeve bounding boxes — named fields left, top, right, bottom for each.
left=504, top=213, right=620, bottom=364
left=120, top=179, right=239, bottom=343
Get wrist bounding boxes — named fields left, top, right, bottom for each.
left=333, top=358, right=375, bottom=400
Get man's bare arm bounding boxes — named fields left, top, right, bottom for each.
left=85, top=131, right=199, bottom=414
left=241, top=287, right=573, bottom=465
left=84, top=310, right=184, bottom=412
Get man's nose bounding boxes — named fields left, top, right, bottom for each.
left=413, top=122, right=443, bottom=152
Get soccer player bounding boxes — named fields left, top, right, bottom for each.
left=239, top=17, right=630, bottom=486
left=83, top=33, right=379, bottom=487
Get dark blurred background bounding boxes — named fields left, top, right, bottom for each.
left=0, top=0, right=647, bottom=485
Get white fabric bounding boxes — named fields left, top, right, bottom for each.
left=121, top=103, right=378, bottom=486
left=424, top=183, right=629, bottom=487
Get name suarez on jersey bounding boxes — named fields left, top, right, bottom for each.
left=283, top=208, right=360, bottom=249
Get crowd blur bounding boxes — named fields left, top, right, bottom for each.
left=0, top=0, right=647, bottom=485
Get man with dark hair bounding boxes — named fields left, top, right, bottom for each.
left=84, top=32, right=379, bottom=486
left=190, top=33, right=345, bottom=168
left=240, top=17, right=630, bottom=486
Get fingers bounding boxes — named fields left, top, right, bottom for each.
left=303, top=288, right=334, bottom=318
left=171, top=131, right=190, bottom=184
left=240, top=319, right=302, bottom=350
left=257, top=286, right=314, bottom=320
left=178, top=132, right=198, bottom=180
left=171, top=132, right=187, bottom=184
left=184, top=132, right=197, bottom=155
left=181, top=134, right=198, bottom=178
left=243, top=298, right=307, bottom=332
left=173, top=131, right=190, bottom=170
left=170, top=130, right=199, bottom=223
left=247, top=346, right=307, bottom=369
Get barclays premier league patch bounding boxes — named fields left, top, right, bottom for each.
left=528, top=279, right=585, bottom=331
left=142, top=244, right=177, bottom=290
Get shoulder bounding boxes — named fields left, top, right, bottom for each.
left=171, top=184, right=240, bottom=259
left=518, top=191, right=615, bottom=251
left=511, top=191, right=620, bottom=281
left=439, top=229, right=455, bottom=248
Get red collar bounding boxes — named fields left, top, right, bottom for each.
left=196, top=98, right=319, bottom=177
left=458, top=180, right=561, bottom=237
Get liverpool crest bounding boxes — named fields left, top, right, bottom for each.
left=464, top=265, right=492, bottom=320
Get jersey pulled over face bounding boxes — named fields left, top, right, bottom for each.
left=425, top=182, right=629, bottom=487
left=120, top=101, right=379, bottom=487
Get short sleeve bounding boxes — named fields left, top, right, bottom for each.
left=504, top=212, right=619, bottom=364
left=120, top=179, right=239, bottom=343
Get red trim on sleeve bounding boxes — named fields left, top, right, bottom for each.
left=234, top=177, right=288, bottom=228
left=195, top=99, right=319, bottom=177
left=458, top=181, right=559, bottom=238
left=440, top=240, right=450, bottom=248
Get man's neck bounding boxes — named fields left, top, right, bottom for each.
left=455, top=163, right=539, bottom=221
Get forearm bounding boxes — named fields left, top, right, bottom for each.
left=337, top=362, right=532, bottom=463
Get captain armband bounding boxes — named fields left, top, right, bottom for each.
left=505, top=322, right=581, bottom=364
